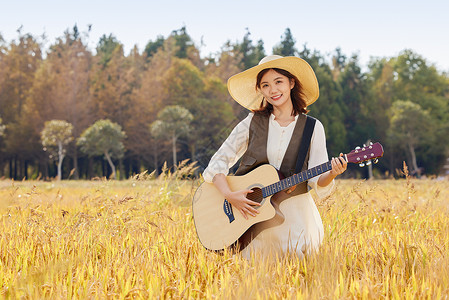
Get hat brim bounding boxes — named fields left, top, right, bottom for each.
left=227, top=56, right=319, bottom=111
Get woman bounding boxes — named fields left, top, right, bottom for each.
left=202, top=55, right=347, bottom=259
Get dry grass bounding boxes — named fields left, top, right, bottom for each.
left=0, top=165, right=448, bottom=299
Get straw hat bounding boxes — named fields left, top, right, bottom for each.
left=227, top=55, right=319, bottom=110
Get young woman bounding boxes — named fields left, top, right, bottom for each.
left=202, top=55, right=347, bottom=259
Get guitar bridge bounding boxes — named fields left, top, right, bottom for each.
left=223, top=199, right=235, bottom=223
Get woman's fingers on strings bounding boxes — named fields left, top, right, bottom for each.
left=334, top=157, right=345, bottom=172
left=331, top=157, right=345, bottom=174
left=247, top=199, right=261, bottom=207
left=339, top=153, right=347, bottom=168
left=244, top=189, right=261, bottom=207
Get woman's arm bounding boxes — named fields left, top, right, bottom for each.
left=202, top=113, right=260, bottom=219
left=202, top=113, right=252, bottom=183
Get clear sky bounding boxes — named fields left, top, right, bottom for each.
left=2, top=0, right=449, bottom=72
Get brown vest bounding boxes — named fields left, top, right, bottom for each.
left=234, top=112, right=311, bottom=195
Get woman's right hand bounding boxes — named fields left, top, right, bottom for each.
left=224, top=189, right=261, bottom=220
left=212, top=173, right=261, bottom=219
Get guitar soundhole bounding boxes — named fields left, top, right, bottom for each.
left=246, top=187, right=264, bottom=206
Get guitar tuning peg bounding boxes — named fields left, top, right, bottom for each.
left=355, top=146, right=361, bottom=150
left=359, top=162, right=365, bottom=167
left=373, top=158, right=379, bottom=164
left=366, top=160, right=372, bottom=166
left=363, top=144, right=366, bottom=147
left=369, top=142, right=373, bottom=145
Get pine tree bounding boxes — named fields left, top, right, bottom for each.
left=273, top=28, right=297, bottom=57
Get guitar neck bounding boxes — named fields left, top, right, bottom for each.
left=261, top=160, right=333, bottom=197
left=257, top=142, right=384, bottom=198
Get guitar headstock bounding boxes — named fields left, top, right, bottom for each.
left=346, top=142, right=384, bottom=167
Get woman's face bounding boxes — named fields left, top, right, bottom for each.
left=258, top=69, right=295, bottom=110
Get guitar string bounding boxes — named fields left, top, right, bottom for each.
left=260, top=161, right=332, bottom=197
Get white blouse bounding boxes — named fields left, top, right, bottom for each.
left=202, top=112, right=334, bottom=199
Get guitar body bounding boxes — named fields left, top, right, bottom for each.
left=192, top=164, right=280, bottom=251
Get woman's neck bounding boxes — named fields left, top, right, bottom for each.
left=272, top=107, right=296, bottom=126
left=272, top=104, right=294, bottom=118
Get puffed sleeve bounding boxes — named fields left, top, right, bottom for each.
left=307, top=119, right=335, bottom=199
left=202, top=113, right=253, bottom=183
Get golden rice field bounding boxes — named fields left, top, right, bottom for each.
left=0, top=165, right=448, bottom=299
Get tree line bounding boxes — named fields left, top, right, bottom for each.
left=0, top=26, right=448, bottom=180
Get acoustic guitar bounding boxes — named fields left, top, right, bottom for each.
left=192, top=142, right=384, bottom=251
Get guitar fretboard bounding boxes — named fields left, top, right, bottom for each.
left=261, top=161, right=333, bottom=197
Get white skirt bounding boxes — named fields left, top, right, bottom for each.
left=240, top=191, right=324, bottom=260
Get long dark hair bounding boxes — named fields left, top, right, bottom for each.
left=253, top=68, right=309, bottom=116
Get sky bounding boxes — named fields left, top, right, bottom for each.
left=1, top=0, right=449, bottom=72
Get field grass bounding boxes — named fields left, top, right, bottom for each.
left=0, top=166, right=448, bottom=299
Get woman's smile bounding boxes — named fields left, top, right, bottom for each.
left=271, top=94, right=282, bottom=101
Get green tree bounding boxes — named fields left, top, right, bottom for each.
left=96, top=34, right=121, bottom=67
left=365, top=58, right=395, bottom=173
left=77, top=119, right=126, bottom=179
left=41, top=120, right=74, bottom=181
left=150, top=105, right=193, bottom=169
left=171, top=26, right=194, bottom=59
left=273, top=28, right=297, bottom=57
left=163, top=58, right=205, bottom=106
left=144, top=35, right=165, bottom=60
left=367, top=58, right=394, bottom=138
left=339, top=54, right=373, bottom=148
left=298, top=45, right=347, bottom=156
left=377, top=50, right=449, bottom=174
left=235, top=29, right=261, bottom=70
left=392, top=50, right=449, bottom=125
left=387, top=100, right=433, bottom=176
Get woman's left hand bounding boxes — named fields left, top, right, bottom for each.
left=329, top=153, right=347, bottom=177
